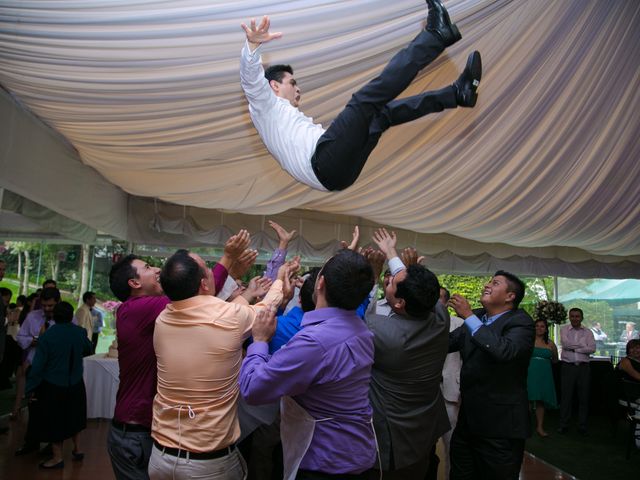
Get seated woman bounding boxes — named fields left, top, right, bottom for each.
left=527, top=319, right=559, bottom=437
left=617, top=339, right=640, bottom=382
left=25, top=301, right=93, bottom=469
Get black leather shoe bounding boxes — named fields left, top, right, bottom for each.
left=39, top=459, right=64, bottom=469
left=453, top=51, right=482, bottom=107
left=15, top=443, right=39, bottom=456
left=578, top=427, right=589, bottom=437
left=426, top=0, right=462, bottom=47
left=557, top=426, right=568, bottom=434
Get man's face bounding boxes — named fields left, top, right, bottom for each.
left=86, top=295, right=97, bottom=308
left=0, top=262, right=5, bottom=281
left=382, top=272, right=391, bottom=290
left=41, top=298, right=58, bottom=319
left=480, top=275, right=514, bottom=310
left=385, top=269, right=407, bottom=311
left=629, top=343, right=640, bottom=359
left=439, top=288, right=448, bottom=306
left=130, top=259, right=162, bottom=296
left=272, top=72, right=301, bottom=107
left=189, top=253, right=214, bottom=296
left=569, top=310, right=583, bottom=328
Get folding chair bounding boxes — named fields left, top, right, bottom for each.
left=619, top=378, right=640, bottom=459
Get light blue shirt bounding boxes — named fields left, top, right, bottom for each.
left=464, top=311, right=509, bottom=336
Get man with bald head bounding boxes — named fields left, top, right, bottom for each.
left=148, top=249, right=291, bottom=480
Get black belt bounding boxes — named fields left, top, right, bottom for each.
left=563, top=361, right=589, bottom=367
left=111, top=419, right=151, bottom=433
left=153, top=440, right=234, bottom=460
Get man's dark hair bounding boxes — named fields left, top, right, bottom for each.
left=17, top=295, right=27, bottom=307
left=265, top=64, right=293, bottom=84
left=0, top=287, right=11, bottom=299
left=440, top=287, right=450, bottom=303
left=42, top=279, right=57, bottom=288
left=300, top=268, right=321, bottom=313
left=494, top=270, right=525, bottom=309
left=395, top=265, right=440, bottom=318
left=53, top=301, right=74, bottom=324
left=82, top=291, right=96, bottom=303
left=321, top=249, right=374, bottom=310
left=109, top=254, right=140, bottom=302
left=40, top=287, right=61, bottom=303
left=160, top=250, right=206, bottom=302
left=569, top=307, right=584, bottom=319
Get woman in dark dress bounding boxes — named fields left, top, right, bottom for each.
left=26, top=301, right=93, bottom=469
left=617, top=339, right=640, bottom=382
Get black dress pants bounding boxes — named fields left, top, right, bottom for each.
left=310, top=29, right=457, bottom=191
left=450, top=417, right=525, bottom=480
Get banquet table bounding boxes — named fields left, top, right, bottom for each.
left=83, top=353, right=119, bottom=419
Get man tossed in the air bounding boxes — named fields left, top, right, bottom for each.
left=240, top=0, right=481, bottom=191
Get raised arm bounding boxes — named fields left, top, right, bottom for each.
left=241, top=15, right=283, bottom=52
left=264, top=220, right=296, bottom=281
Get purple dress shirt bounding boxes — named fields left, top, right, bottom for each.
left=263, top=248, right=286, bottom=281
left=240, top=307, right=376, bottom=474
left=114, top=295, right=170, bottom=427
left=17, top=309, right=76, bottom=364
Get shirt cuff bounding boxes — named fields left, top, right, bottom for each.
left=388, top=257, right=405, bottom=276
left=243, top=39, right=262, bottom=59
left=464, top=314, right=483, bottom=336
left=246, top=341, right=270, bottom=357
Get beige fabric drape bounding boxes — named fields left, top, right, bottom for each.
left=1, top=1, right=639, bottom=269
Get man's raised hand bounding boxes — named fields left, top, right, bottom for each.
left=229, top=248, right=258, bottom=280
left=363, top=247, right=386, bottom=281
left=241, top=16, right=283, bottom=48
left=243, top=276, right=272, bottom=303
left=269, top=220, right=296, bottom=250
left=401, top=247, right=425, bottom=267
left=372, top=228, right=398, bottom=260
left=252, top=306, right=278, bottom=343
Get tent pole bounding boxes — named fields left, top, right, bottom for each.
left=89, top=246, right=95, bottom=291
left=35, top=241, right=43, bottom=286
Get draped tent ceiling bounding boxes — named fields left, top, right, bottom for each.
left=1, top=0, right=640, bottom=278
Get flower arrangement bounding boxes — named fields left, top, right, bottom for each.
left=101, top=300, right=121, bottom=313
left=534, top=300, right=567, bottom=325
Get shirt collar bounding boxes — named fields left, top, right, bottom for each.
left=301, top=307, right=359, bottom=328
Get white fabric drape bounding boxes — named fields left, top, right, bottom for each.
left=1, top=1, right=640, bottom=264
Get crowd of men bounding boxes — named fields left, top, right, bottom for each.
left=101, top=223, right=535, bottom=480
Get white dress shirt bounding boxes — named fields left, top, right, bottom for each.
left=560, top=324, right=596, bottom=364
left=240, top=41, right=327, bottom=191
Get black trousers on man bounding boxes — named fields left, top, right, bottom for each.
left=311, top=29, right=457, bottom=191
left=559, top=362, right=591, bottom=430
left=450, top=414, right=525, bottom=480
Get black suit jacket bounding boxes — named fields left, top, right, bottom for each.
left=449, top=308, right=535, bottom=439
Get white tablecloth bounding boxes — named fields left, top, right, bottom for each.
left=83, top=354, right=119, bottom=419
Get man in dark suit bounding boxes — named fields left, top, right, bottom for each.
left=367, top=230, right=450, bottom=478
left=448, top=271, right=535, bottom=480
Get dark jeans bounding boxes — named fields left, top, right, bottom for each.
left=311, top=29, right=456, bottom=191
left=91, top=332, right=99, bottom=354
left=450, top=421, right=525, bottom=480
left=559, top=362, right=591, bottom=429
left=107, top=424, right=153, bottom=480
